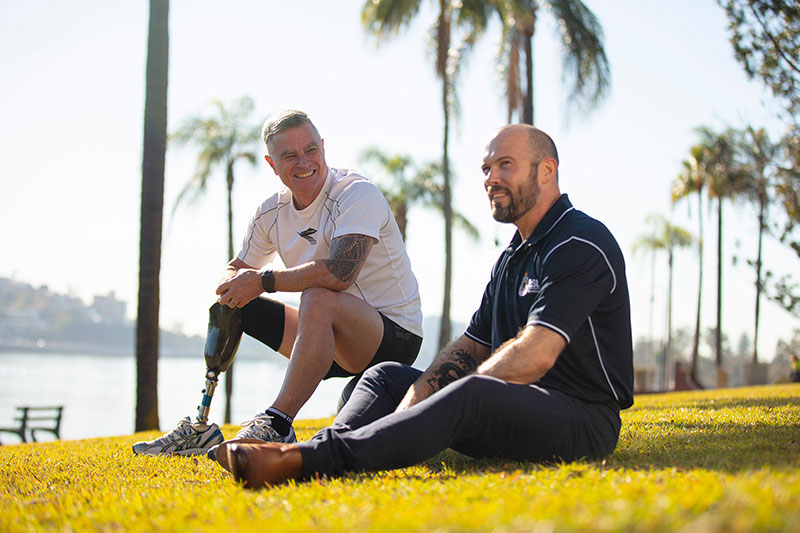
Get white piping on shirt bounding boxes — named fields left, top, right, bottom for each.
left=588, top=316, right=620, bottom=402
left=542, top=236, right=617, bottom=294
left=529, top=320, right=571, bottom=344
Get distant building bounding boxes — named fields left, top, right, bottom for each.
left=91, top=292, right=127, bottom=324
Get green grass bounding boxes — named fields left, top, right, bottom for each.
left=2, top=384, right=799, bottom=532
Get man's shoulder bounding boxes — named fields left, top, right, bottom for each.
left=554, top=208, right=615, bottom=242
left=544, top=208, right=623, bottom=261
left=251, top=188, right=291, bottom=221
left=328, top=168, right=383, bottom=201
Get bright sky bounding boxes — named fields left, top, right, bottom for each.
left=1, top=0, right=796, bottom=362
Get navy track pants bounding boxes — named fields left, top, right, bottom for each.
left=298, top=362, right=621, bottom=479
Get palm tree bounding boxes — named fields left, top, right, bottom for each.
left=362, top=0, right=489, bottom=350
left=633, top=214, right=695, bottom=390
left=360, top=147, right=480, bottom=242
left=136, top=0, right=169, bottom=432
left=494, top=0, right=610, bottom=124
left=170, top=96, right=261, bottom=424
left=672, top=131, right=716, bottom=388
left=772, top=128, right=800, bottom=315
left=733, top=127, right=781, bottom=364
left=703, top=127, right=747, bottom=383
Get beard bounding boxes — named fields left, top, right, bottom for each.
left=491, top=165, right=541, bottom=223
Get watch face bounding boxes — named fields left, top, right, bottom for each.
left=261, top=270, right=275, bottom=292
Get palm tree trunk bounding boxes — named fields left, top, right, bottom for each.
left=753, top=196, right=766, bottom=364
left=522, top=28, right=533, bottom=125
left=436, top=0, right=453, bottom=351
left=438, top=74, right=454, bottom=351
left=519, top=1, right=536, bottom=125
left=665, top=250, right=674, bottom=390
left=136, top=0, right=169, bottom=432
left=648, top=250, right=655, bottom=371
left=224, top=162, right=235, bottom=425
left=690, top=190, right=703, bottom=387
left=715, top=197, right=723, bottom=378
left=396, top=202, right=408, bottom=242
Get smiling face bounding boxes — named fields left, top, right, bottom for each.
left=265, top=123, right=328, bottom=210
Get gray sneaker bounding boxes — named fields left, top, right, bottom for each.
left=132, top=416, right=223, bottom=456
left=235, top=412, right=297, bottom=443
left=205, top=412, right=297, bottom=462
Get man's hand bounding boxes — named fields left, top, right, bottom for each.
left=215, top=264, right=263, bottom=309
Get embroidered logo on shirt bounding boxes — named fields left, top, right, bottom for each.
left=518, top=273, right=540, bottom=296
left=298, top=228, right=317, bottom=244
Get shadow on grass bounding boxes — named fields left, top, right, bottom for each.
left=413, top=394, right=800, bottom=476
left=608, top=420, right=800, bottom=472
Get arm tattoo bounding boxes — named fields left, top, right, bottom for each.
left=324, top=234, right=372, bottom=282
left=426, top=348, right=478, bottom=391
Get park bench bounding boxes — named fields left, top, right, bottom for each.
left=0, top=406, right=63, bottom=444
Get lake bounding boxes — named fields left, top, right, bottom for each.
left=0, top=351, right=347, bottom=442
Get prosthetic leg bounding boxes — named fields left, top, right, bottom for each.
left=196, top=302, right=243, bottom=424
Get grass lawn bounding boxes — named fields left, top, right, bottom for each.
left=2, top=384, right=799, bottom=531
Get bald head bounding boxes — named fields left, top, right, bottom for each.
left=494, top=124, right=559, bottom=167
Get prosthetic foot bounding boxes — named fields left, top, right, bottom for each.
left=131, top=303, right=243, bottom=456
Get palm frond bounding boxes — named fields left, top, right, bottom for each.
left=547, top=0, right=610, bottom=115
left=361, top=0, right=424, bottom=41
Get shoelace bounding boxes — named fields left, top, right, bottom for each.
left=154, top=418, right=194, bottom=445
left=238, top=414, right=279, bottom=439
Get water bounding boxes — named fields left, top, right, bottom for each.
left=0, top=351, right=346, bottom=442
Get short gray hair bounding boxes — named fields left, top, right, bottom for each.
left=261, top=109, right=319, bottom=147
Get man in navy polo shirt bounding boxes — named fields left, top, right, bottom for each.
left=212, top=124, right=634, bottom=488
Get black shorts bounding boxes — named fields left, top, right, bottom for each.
left=241, top=296, right=422, bottom=380
left=324, top=313, right=422, bottom=379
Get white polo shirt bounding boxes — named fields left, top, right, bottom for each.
left=237, top=167, right=423, bottom=337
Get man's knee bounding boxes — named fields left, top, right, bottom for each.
left=361, top=361, right=419, bottom=397
left=363, top=361, right=409, bottom=381
left=298, top=287, right=338, bottom=319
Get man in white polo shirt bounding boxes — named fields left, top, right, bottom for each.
left=133, top=110, right=423, bottom=456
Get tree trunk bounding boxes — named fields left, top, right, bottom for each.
left=396, top=201, right=408, bottom=242
left=520, top=2, right=536, bottom=125
left=648, top=250, right=655, bottom=371
left=224, top=161, right=235, bottom=424
left=753, top=195, right=766, bottom=364
left=522, top=28, right=533, bottom=125
left=715, top=198, right=723, bottom=371
left=136, top=0, right=169, bottom=432
left=665, top=250, right=674, bottom=390
left=690, top=189, right=703, bottom=387
left=438, top=73, right=453, bottom=351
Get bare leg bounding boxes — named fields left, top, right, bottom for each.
left=271, top=287, right=384, bottom=418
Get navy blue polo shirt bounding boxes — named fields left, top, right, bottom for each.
left=466, top=194, right=634, bottom=409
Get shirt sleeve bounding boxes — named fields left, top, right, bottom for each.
left=465, top=268, right=498, bottom=347
left=331, top=182, right=385, bottom=240
left=528, top=238, right=616, bottom=343
left=236, top=202, right=278, bottom=268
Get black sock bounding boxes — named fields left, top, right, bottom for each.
left=265, top=407, right=293, bottom=436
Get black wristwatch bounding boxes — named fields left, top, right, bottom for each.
left=260, top=269, right=276, bottom=293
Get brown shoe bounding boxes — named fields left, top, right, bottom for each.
left=227, top=442, right=303, bottom=489
left=211, top=439, right=265, bottom=472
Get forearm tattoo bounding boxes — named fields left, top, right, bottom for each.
left=426, top=348, right=478, bottom=391
left=324, top=234, right=371, bottom=282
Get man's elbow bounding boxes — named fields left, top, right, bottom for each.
left=327, top=278, right=353, bottom=291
